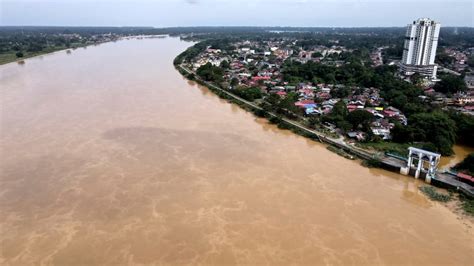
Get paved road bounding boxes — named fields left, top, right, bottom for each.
left=439, top=66, right=461, bottom=76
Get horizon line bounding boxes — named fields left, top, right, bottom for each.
left=1, top=25, right=473, bottom=29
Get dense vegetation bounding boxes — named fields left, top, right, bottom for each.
left=455, top=153, right=474, bottom=176
left=393, top=112, right=457, bottom=155
left=419, top=186, right=452, bottom=202
left=282, top=56, right=460, bottom=154
left=386, top=110, right=474, bottom=156
left=261, top=92, right=301, bottom=119
left=280, top=49, right=474, bottom=156
left=321, top=101, right=352, bottom=132
left=174, top=39, right=233, bottom=65
left=233, top=87, right=263, bottom=101
left=459, top=194, right=474, bottom=216
left=0, top=27, right=145, bottom=64
left=434, top=74, right=468, bottom=94
left=448, top=111, right=474, bottom=147
left=3, top=25, right=473, bottom=65
left=282, top=61, right=424, bottom=113
left=196, top=63, right=225, bottom=83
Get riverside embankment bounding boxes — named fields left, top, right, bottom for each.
left=177, top=63, right=474, bottom=198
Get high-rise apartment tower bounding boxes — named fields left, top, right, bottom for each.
left=400, top=18, right=440, bottom=79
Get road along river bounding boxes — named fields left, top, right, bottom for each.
left=1, top=37, right=473, bottom=265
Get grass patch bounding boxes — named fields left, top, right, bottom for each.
left=268, top=116, right=281, bottom=124
left=357, top=141, right=438, bottom=158
left=0, top=48, right=65, bottom=65
left=277, top=121, right=292, bottom=130
left=0, top=43, right=91, bottom=65
left=459, top=194, right=474, bottom=216
left=0, top=53, right=18, bottom=65
left=419, top=186, right=452, bottom=202
left=361, top=158, right=382, bottom=168
left=252, top=109, right=266, bottom=118
left=327, top=146, right=355, bottom=160
left=358, top=142, right=411, bottom=157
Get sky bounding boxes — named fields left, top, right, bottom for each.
left=1, top=0, right=473, bottom=27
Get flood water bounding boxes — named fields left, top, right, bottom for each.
left=1, top=37, right=473, bottom=265
left=440, top=144, right=474, bottom=170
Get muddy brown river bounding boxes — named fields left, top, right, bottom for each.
left=1, top=37, right=473, bottom=265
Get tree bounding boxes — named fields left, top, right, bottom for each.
left=187, top=73, right=195, bottom=80
left=312, top=52, right=323, bottom=58
left=331, top=100, right=349, bottom=118
left=27, top=43, right=44, bottom=52
left=234, top=87, right=262, bottom=101
left=448, top=111, right=474, bottom=147
left=322, top=100, right=349, bottom=127
left=455, top=153, right=474, bottom=175
left=390, top=94, right=408, bottom=110
left=409, top=112, right=457, bottom=155
left=468, top=56, right=474, bottom=68
left=220, top=60, right=230, bottom=69
left=347, top=110, right=373, bottom=130
left=382, top=45, right=403, bottom=60
left=15, top=51, right=24, bottom=58
left=402, top=102, right=428, bottom=117
left=308, top=116, right=320, bottom=128
left=410, top=73, right=424, bottom=86
left=230, top=77, right=239, bottom=87
left=392, top=123, right=415, bottom=143
left=277, top=92, right=300, bottom=114
left=434, top=74, right=468, bottom=94
left=266, top=93, right=281, bottom=106
left=436, top=52, right=455, bottom=67
left=196, top=63, right=224, bottom=82
left=330, top=86, right=350, bottom=98
left=336, top=120, right=352, bottom=132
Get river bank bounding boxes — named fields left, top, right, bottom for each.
left=175, top=59, right=474, bottom=218
left=0, top=42, right=98, bottom=65
left=0, top=35, right=171, bottom=65
left=0, top=47, right=72, bottom=65
left=0, top=36, right=147, bottom=65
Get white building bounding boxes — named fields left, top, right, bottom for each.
left=400, top=18, right=441, bottom=79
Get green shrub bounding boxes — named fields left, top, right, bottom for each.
left=253, top=109, right=266, bottom=118
left=269, top=116, right=281, bottom=124
left=362, top=158, right=382, bottom=168
left=277, top=121, right=291, bottom=130
left=459, top=194, right=474, bottom=216
left=419, top=186, right=452, bottom=202
left=454, top=153, right=474, bottom=176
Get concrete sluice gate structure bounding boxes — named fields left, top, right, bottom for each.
left=400, top=147, right=441, bottom=183
left=394, top=147, right=474, bottom=197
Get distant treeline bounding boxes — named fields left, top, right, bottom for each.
left=1, top=25, right=472, bottom=39
left=2, top=26, right=472, bottom=51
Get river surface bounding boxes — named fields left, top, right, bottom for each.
left=440, top=144, right=474, bottom=170
left=1, top=37, right=473, bottom=265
